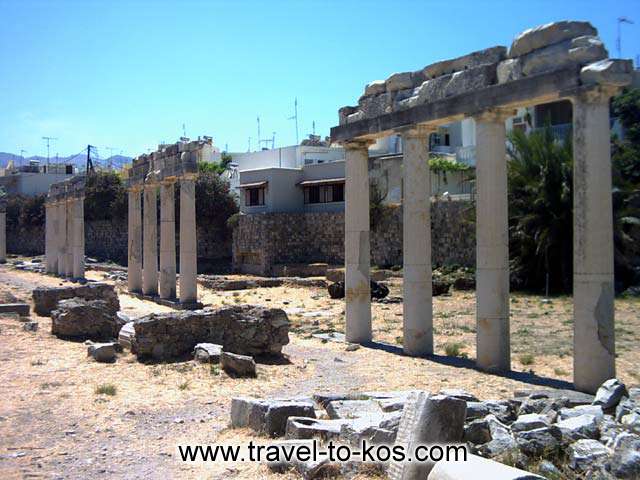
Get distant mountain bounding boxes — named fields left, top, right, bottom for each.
left=0, top=151, right=132, bottom=170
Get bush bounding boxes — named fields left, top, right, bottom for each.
left=84, top=171, right=127, bottom=222
left=6, top=194, right=46, bottom=229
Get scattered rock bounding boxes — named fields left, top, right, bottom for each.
left=22, top=321, right=38, bottom=332
left=285, top=417, right=349, bottom=441
left=33, top=283, right=119, bottom=316
left=559, top=404, right=603, bottom=421
left=568, top=438, right=610, bottom=472
left=610, top=432, right=640, bottom=478
left=514, top=426, right=561, bottom=457
left=52, top=298, right=126, bottom=341
left=556, top=414, right=599, bottom=442
left=87, top=343, right=117, bottom=363
left=508, top=20, right=597, bottom=57
left=464, top=418, right=491, bottom=445
left=432, top=278, right=451, bottom=296
left=221, top=352, right=256, bottom=378
left=593, top=378, right=627, bottom=411
left=439, top=389, right=479, bottom=402
left=327, top=280, right=389, bottom=300
left=511, top=413, right=550, bottom=433
left=0, top=303, right=30, bottom=317
left=193, top=343, right=223, bottom=363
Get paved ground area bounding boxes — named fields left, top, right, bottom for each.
left=0, top=261, right=638, bottom=479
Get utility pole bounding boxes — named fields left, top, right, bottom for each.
left=86, top=145, right=95, bottom=174
left=617, top=16, right=634, bottom=58
left=42, top=136, right=58, bottom=170
left=288, top=98, right=299, bottom=145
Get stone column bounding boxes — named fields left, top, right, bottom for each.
left=572, top=87, right=616, bottom=393
left=57, top=200, right=67, bottom=276
left=65, top=199, right=74, bottom=277
left=49, top=201, right=59, bottom=273
left=72, top=196, right=85, bottom=280
left=159, top=179, right=177, bottom=299
left=344, top=140, right=372, bottom=344
left=127, top=186, right=143, bottom=293
left=45, top=203, right=53, bottom=272
left=179, top=175, right=197, bottom=304
left=142, top=184, right=158, bottom=296
left=474, top=109, right=511, bottom=372
left=401, top=126, right=435, bottom=356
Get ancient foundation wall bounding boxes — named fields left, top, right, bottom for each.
left=232, top=200, right=476, bottom=275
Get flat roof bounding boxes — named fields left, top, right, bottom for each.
left=297, top=177, right=345, bottom=187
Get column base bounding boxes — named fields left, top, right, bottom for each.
left=127, top=291, right=203, bottom=310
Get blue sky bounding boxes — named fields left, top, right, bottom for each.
left=1, top=0, right=638, bottom=159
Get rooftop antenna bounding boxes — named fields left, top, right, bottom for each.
left=288, top=98, right=299, bottom=145
left=20, top=149, right=26, bottom=167
left=42, top=136, right=58, bottom=169
left=272, top=132, right=276, bottom=149
left=617, top=16, right=634, bottom=58
left=312, top=121, right=316, bottom=136
left=225, top=143, right=228, bottom=152
left=257, top=116, right=261, bottom=149
left=182, top=123, right=187, bottom=138
left=248, top=136, right=252, bottom=152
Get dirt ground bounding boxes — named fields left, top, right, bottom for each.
left=0, top=261, right=638, bottom=479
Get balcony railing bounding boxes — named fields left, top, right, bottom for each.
left=455, top=145, right=476, bottom=166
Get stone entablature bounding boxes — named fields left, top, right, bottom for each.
left=331, top=20, right=633, bottom=394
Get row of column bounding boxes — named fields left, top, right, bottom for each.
left=343, top=88, right=615, bottom=393
left=45, top=197, right=85, bottom=280
left=127, top=176, right=198, bottom=304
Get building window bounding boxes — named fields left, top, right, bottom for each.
left=304, top=184, right=344, bottom=204
left=245, top=187, right=265, bottom=206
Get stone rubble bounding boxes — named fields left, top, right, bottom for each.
left=232, top=378, right=640, bottom=479
left=220, top=351, right=257, bottom=378
left=193, top=343, right=223, bottom=363
left=51, top=297, right=126, bottom=341
left=32, top=282, right=119, bottom=316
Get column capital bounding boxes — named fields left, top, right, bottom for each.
left=181, top=173, right=198, bottom=182
left=473, top=107, right=516, bottom=123
left=571, top=84, right=620, bottom=105
left=161, top=176, right=178, bottom=186
left=128, top=184, right=144, bottom=193
left=343, top=139, right=374, bottom=151
left=143, top=182, right=158, bottom=190
left=397, top=124, right=438, bottom=138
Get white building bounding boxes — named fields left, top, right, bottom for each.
left=0, top=160, right=76, bottom=196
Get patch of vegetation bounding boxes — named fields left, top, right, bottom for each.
left=178, top=381, right=190, bottom=390
left=95, top=384, right=117, bottom=396
left=519, top=353, right=535, bottom=366
left=554, top=367, right=568, bottom=376
left=444, top=342, right=466, bottom=357
left=210, top=364, right=220, bottom=376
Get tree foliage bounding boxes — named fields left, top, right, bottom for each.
left=84, top=170, right=127, bottom=222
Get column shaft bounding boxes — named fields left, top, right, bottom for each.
left=65, top=200, right=74, bottom=277
left=345, top=142, right=371, bottom=343
left=72, top=197, right=85, bottom=279
left=572, top=90, right=616, bottom=393
left=128, top=188, right=143, bottom=293
left=402, top=129, right=433, bottom=355
left=159, top=181, right=176, bottom=299
left=45, top=204, right=53, bottom=272
left=179, top=177, right=197, bottom=303
left=143, top=185, right=159, bottom=296
left=0, top=210, right=6, bottom=263
left=57, top=202, right=66, bottom=276
left=475, top=112, right=510, bottom=372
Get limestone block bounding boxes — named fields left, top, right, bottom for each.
left=514, top=426, right=561, bottom=457
left=568, top=439, right=611, bottom=472
left=0, top=303, right=30, bottom=316
left=385, top=71, right=414, bottom=92
left=508, top=20, right=597, bottom=58
left=556, top=414, right=599, bottom=442
left=422, top=46, right=506, bottom=79
left=193, top=343, right=223, bottom=363
left=444, top=63, right=498, bottom=96
left=264, top=401, right=316, bottom=437
left=427, top=453, right=545, bottom=480
left=438, top=389, right=479, bottom=402
left=463, top=418, right=491, bottom=445
left=511, top=413, right=550, bottom=432
left=581, top=59, right=634, bottom=86
left=338, top=413, right=401, bottom=446
left=593, top=378, right=628, bottom=410
left=33, top=282, right=119, bottom=316
left=559, top=404, right=604, bottom=421
left=364, top=79, right=386, bottom=96
left=285, top=417, right=350, bottom=441
left=325, top=399, right=382, bottom=419
left=87, top=342, right=117, bottom=363
left=610, top=433, right=640, bottom=478
left=358, top=92, right=393, bottom=118
left=520, top=36, right=607, bottom=77
left=346, top=111, right=364, bottom=124
left=338, top=106, right=357, bottom=125
left=497, top=58, right=524, bottom=83
left=221, top=351, right=256, bottom=377
left=52, top=298, right=125, bottom=341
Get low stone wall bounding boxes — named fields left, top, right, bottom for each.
left=8, top=220, right=232, bottom=268
left=232, top=200, right=476, bottom=275
left=32, top=282, right=119, bottom=316
left=131, top=305, right=290, bottom=361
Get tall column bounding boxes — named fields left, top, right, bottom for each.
left=57, top=200, right=67, bottom=276
left=572, top=87, right=616, bottom=393
left=179, top=175, right=197, bottom=304
left=159, top=179, right=177, bottom=299
left=45, top=203, right=53, bottom=272
left=475, top=109, right=511, bottom=372
left=402, top=126, right=435, bottom=356
left=50, top=201, right=59, bottom=273
left=72, top=196, right=85, bottom=280
left=65, top=199, right=74, bottom=277
left=143, top=184, right=159, bottom=296
left=128, top=187, right=143, bottom=293
left=344, top=140, right=372, bottom=344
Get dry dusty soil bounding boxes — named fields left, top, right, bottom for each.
left=0, top=262, right=638, bottom=479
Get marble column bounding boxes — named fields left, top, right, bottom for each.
left=344, top=140, right=372, bottom=344
left=127, top=187, right=143, bottom=293
left=45, top=203, right=54, bottom=272
left=57, top=200, right=67, bottom=276
left=179, top=175, right=197, bottom=304
left=475, top=109, right=511, bottom=372
left=65, top=199, right=74, bottom=277
left=142, top=184, right=158, bottom=296
left=50, top=201, right=59, bottom=273
left=159, top=179, right=177, bottom=299
left=72, top=196, right=85, bottom=280
left=402, top=126, right=435, bottom=356
left=572, top=87, right=617, bottom=393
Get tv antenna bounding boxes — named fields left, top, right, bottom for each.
left=42, top=136, right=58, bottom=168
left=248, top=137, right=252, bottom=152
left=20, top=149, right=26, bottom=167
left=288, top=98, right=299, bottom=145
left=617, top=16, right=634, bottom=58
left=257, top=116, right=261, bottom=148
left=182, top=123, right=187, bottom=138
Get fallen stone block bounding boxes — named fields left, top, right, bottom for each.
left=87, top=342, right=117, bottom=363
left=52, top=298, right=126, bottom=341
left=556, top=414, right=599, bottom=442
left=131, top=305, right=289, bottom=361
left=511, top=413, right=550, bottom=433
left=559, top=404, right=603, bottom=421
left=0, top=303, right=30, bottom=317
left=231, top=397, right=269, bottom=430
left=33, top=282, right=119, bottom=316
left=439, top=389, right=479, bottom=402
left=389, top=392, right=467, bottom=479
left=610, top=432, right=640, bottom=479
left=581, top=59, right=634, bottom=86
left=593, top=378, right=627, bottom=411
left=513, top=388, right=594, bottom=407
left=264, top=401, right=316, bottom=437
left=22, top=321, right=38, bottom=332
left=514, top=426, right=561, bottom=457
left=463, top=418, right=491, bottom=445
left=221, top=352, right=256, bottom=377
left=568, top=438, right=611, bottom=472
left=285, top=417, right=351, bottom=441
left=508, top=20, right=597, bottom=58
left=327, top=280, right=388, bottom=300
left=326, top=399, right=382, bottom=420
left=118, top=321, right=136, bottom=350
left=339, top=412, right=401, bottom=446
left=193, top=343, right=223, bottom=363
left=427, top=453, right=544, bottom=480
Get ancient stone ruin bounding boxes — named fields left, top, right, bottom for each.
left=330, top=21, right=634, bottom=393
left=125, top=139, right=207, bottom=307
left=0, top=196, right=6, bottom=264
left=44, top=175, right=86, bottom=280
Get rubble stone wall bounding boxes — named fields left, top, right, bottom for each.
left=232, top=200, right=475, bottom=275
